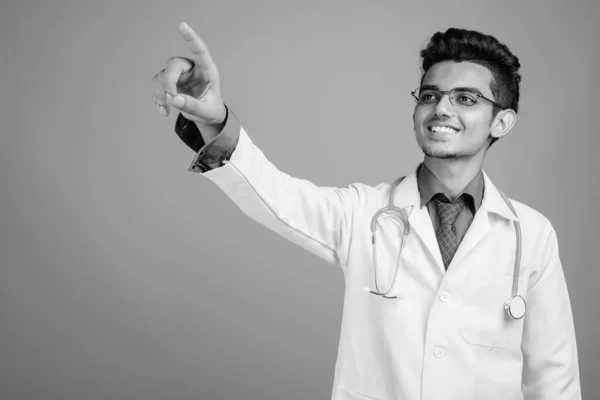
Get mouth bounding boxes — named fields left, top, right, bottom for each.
left=427, top=124, right=460, bottom=134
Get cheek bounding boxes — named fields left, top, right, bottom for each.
left=461, top=113, right=490, bottom=135
left=475, top=117, right=493, bottom=134
left=413, top=107, right=428, bottom=129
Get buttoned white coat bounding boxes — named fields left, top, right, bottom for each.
left=200, top=126, right=581, bottom=400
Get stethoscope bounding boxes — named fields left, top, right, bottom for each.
left=363, top=176, right=527, bottom=320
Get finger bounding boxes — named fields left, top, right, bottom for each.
left=162, top=57, right=194, bottom=97
left=151, top=70, right=171, bottom=116
left=171, top=93, right=204, bottom=119
left=178, top=21, right=214, bottom=70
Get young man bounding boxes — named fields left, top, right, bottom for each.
left=150, top=23, right=581, bottom=399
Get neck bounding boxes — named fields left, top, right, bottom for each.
left=423, top=156, right=484, bottom=199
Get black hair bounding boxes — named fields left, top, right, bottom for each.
left=420, top=28, right=521, bottom=146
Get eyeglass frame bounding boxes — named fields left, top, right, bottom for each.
left=411, top=85, right=507, bottom=110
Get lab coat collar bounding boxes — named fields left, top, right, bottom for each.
left=391, top=167, right=446, bottom=269
left=389, top=165, right=420, bottom=209
left=390, top=166, right=519, bottom=272
left=481, top=171, right=519, bottom=222
left=391, top=167, right=519, bottom=222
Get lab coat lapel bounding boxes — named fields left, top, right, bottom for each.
left=449, top=172, right=517, bottom=268
left=392, top=169, right=445, bottom=271
left=410, top=203, right=445, bottom=272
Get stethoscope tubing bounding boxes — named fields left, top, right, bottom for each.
left=368, top=175, right=526, bottom=319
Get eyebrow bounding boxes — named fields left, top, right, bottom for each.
left=420, top=85, right=484, bottom=95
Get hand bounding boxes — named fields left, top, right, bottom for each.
left=151, top=22, right=226, bottom=126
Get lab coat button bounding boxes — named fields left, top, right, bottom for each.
left=439, top=291, right=450, bottom=303
left=434, top=347, right=446, bottom=359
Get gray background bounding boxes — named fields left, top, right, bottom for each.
left=1, top=0, right=598, bottom=399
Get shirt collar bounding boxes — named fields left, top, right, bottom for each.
left=417, top=163, right=484, bottom=212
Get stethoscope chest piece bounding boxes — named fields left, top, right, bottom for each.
left=505, top=294, right=526, bottom=320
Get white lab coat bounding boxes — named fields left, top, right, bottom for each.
left=200, top=126, right=581, bottom=399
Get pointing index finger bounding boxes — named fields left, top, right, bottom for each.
left=178, top=21, right=213, bottom=68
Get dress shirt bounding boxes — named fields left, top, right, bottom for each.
left=175, top=107, right=240, bottom=173
left=417, top=163, right=484, bottom=248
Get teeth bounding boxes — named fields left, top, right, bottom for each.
left=430, top=125, right=458, bottom=134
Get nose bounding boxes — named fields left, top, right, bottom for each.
left=432, top=93, right=455, bottom=117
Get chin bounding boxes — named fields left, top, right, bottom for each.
left=421, top=142, right=463, bottom=159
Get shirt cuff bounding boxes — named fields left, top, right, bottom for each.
left=173, top=106, right=241, bottom=173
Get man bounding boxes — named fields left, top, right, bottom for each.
left=150, top=22, right=581, bottom=399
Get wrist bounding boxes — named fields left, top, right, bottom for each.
left=194, top=104, right=228, bottom=142
left=212, top=103, right=228, bottom=130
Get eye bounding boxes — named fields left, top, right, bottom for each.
left=454, top=92, right=478, bottom=106
left=418, top=91, right=439, bottom=103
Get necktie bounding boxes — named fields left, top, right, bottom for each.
left=434, top=195, right=465, bottom=269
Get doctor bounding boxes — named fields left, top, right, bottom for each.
left=150, top=23, right=581, bottom=399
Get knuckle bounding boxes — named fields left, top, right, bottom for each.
left=165, top=56, right=178, bottom=67
left=165, top=56, right=191, bottom=71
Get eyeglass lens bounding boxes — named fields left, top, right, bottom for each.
left=414, top=88, right=479, bottom=107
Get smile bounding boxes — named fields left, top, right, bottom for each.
left=428, top=125, right=460, bottom=134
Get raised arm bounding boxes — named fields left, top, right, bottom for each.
left=150, top=23, right=363, bottom=269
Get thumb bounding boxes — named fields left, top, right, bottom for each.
left=171, top=93, right=224, bottom=124
left=171, top=93, right=201, bottom=116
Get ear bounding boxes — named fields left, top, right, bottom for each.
left=490, top=109, right=517, bottom=139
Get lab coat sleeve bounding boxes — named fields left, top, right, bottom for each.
left=199, top=122, right=361, bottom=269
left=521, top=226, right=581, bottom=399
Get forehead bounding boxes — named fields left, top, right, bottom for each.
left=422, top=61, right=493, bottom=95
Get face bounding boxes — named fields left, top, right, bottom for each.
left=413, top=61, right=499, bottom=160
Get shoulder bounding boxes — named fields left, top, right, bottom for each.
left=331, top=180, right=402, bottom=212
left=342, top=181, right=393, bottom=202
left=508, top=197, right=557, bottom=243
left=485, top=171, right=555, bottom=238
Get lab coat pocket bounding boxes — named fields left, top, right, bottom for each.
left=460, top=269, right=526, bottom=349
left=338, top=387, right=381, bottom=400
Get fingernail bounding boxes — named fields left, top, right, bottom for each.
left=158, top=105, right=168, bottom=116
left=166, top=93, right=173, bottom=104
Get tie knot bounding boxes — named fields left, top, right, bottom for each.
left=434, top=195, right=465, bottom=225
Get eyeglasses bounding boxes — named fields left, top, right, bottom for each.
left=411, top=87, right=506, bottom=109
